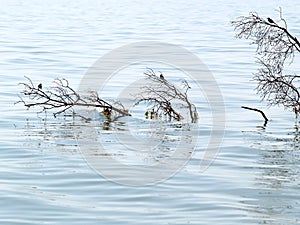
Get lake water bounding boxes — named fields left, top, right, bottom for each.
left=1, top=0, right=300, bottom=224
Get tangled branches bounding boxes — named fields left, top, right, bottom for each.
left=255, top=60, right=300, bottom=111
left=232, top=8, right=300, bottom=115
left=17, top=76, right=131, bottom=119
left=232, top=8, right=300, bottom=71
left=134, top=69, right=198, bottom=123
left=18, top=70, right=198, bottom=123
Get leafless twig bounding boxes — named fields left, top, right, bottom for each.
left=17, top=76, right=131, bottom=119
left=242, top=106, right=268, bottom=126
left=134, top=69, right=198, bottom=122
left=232, top=8, right=300, bottom=117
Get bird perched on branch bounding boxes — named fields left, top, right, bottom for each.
left=38, top=83, right=42, bottom=89
left=159, top=73, right=164, bottom=80
left=267, top=17, right=275, bottom=24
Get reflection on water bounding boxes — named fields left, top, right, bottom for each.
left=17, top=111, right=300, bottom=224
left=73, top=110, right=197, bottom=186
left=22, top=111, right=196, bottom=173
left=242, top=125, right=300, bottom=225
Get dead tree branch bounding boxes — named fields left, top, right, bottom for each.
left=232, top=9, right=300, bottom=70
left=232, top=8, right=300, bottom=117
left=17, top=76, right=131, bottom=119
left=134, top=69, right=198, bottom=123
left=242, top=106, right=268, bottom=126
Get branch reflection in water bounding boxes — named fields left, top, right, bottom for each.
left=242, top=124, right=300, bottom=224
left=22, top=110, right=197, bottom=185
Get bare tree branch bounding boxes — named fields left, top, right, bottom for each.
left=241, top=106, right=268, bottom=126
left=18, top=70, right=199, bottom=123
left=232, top=9, right=300, bottom=117
left=134, top=69, right=198, bottom=123
left=17, top=76, right=131, bottom=119
left=232, top=10, right=300, bottom=71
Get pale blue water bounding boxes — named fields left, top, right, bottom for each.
left=1, top=0, right=300, bottom=224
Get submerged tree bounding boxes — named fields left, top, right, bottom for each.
left=232, top=8, right=300, bottom=118
left=134, top=69, right=198, bottom=123
left=18, top=70, right=198, bottom=122
left=17, top=76, right=131, bottom=120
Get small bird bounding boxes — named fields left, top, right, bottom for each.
left=159, top=73, right=164, bottom=80
left=267, top=17, right=275, bottom=24
left=38, top=83, right=42, bottom=89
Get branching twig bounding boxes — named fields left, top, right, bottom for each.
left=232, top=11, right=300, bottom=70
left=134, top=69, right=198, bottom=122
left=18, top=71, right=198, bottom=123
left=232, top=9, right=300, bottom=118
left=17, top=76, right=131, bottom=119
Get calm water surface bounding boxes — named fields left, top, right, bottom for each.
left=1, top=0, right=300, bottom=224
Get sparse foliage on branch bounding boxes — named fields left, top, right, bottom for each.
left=134, top=69, right=198, bottom=123
left=232, top=8, right=300, bottom=116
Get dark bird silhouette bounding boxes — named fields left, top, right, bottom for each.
left=159, top=73, right=164, bottom=80
left=267, top=17, right=275, bottom=24
left=38, top=83, right=42, bottom=89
